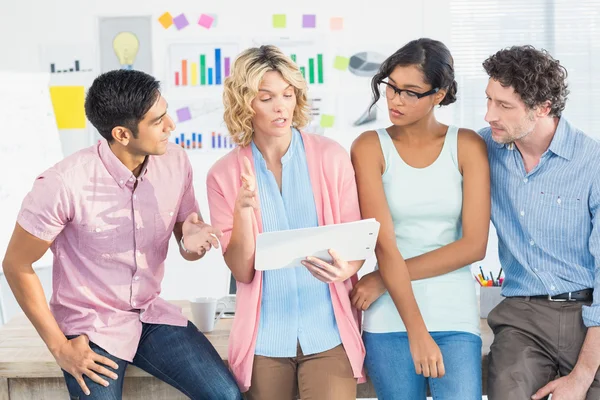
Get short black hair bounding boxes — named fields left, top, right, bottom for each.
left=85, top=70, right=161, bottom=142
left=371, top=38, right=457, bottom=110
left=483, top=45, right=568, bottom=117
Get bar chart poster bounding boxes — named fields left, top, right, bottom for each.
left=39, top=45, right=95, bottom=75
left=252, top=38, right=327, bottom=87
left=168, top=98, right=235, bottom=153
left=168, top=43, right=239, bottom=89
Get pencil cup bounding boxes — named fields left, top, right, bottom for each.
left=479, top=286, right=503, bottom=318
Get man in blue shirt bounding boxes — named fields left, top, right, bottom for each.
left=480, top=46, right=600, bottom=400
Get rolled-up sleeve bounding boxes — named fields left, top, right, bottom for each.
left=17, top=170, right=72, bottom=242
left=583, top=173, right=600, bottom=327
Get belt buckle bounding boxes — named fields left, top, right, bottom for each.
left=547, top=293, right=575, bottom=302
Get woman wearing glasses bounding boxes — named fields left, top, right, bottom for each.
left=349, top=38, right=490, bottom=399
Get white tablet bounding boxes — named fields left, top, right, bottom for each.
left=255, top=218, right=380, bottom=271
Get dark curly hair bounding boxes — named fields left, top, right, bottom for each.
left=370, top=38, right=457, bottom=111
left=482, top=45, right=569, bottom=117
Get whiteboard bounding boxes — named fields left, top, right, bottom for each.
left=0, top=71, right=64, bottom=268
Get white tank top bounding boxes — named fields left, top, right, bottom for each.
left=363, top=126, right=480, bottom=335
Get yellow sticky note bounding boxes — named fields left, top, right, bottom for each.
left=333, top=56, right=350, bottom=71
left=320, top=114, right=335, bottom=128
left=273, top=14, right=286, bottom=28
left=330, top=17, right=344, bottom=30
left=158, top=12, right=174, bottom=29
left=49, top=86, right=86, bottom=129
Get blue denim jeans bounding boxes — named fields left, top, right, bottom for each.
left=363, top=330, right=482, bottom=400
left=63, top=321, right=242, bottom=400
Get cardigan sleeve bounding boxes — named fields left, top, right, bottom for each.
left=206, top=164, right=236, bottom=254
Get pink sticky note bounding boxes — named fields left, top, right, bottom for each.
left=330, top=17, right=344, bottom=31
left=303, top=14, right=316, bottom=28
left=198, top=14, right=215, bottom=29
left=173, top=14, right=189, bottom=30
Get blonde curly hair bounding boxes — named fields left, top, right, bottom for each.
left=223, top=45, right=310, bottom=147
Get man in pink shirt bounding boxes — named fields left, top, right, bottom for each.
left=2, top=70, right=242, bottom=400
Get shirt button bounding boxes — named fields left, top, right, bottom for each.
left=520, top=210, right=525, bottom=217
left=557, top=198, right=562, bottom=205
left=136, top=224, right=140, bottom=230
left=129, top=177, right=135, bottom=182
left=529, top=240, right=535, bottom=246
left=133, top=194, right=137, bottom=200
left=95, top=227, right=101, bottom=232
left=534, top=268, right=539, bottom=271
left=132, top=301, right=137, bottom=307
left=550, top=285, right=556, bottom=290
left=523, top=178, right=528, bottom=183
left=119, top=180, right=124, bottom=185
left=169, top=212, right=174, bottom=216
left=133, top=276, right=140, bottom=281
left=137, top=250, right=142, bottom=256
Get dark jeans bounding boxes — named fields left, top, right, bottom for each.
left=63, top=321, right=242, bottom=400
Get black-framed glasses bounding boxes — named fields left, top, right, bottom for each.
left=379, top=80, right=439, bottom=106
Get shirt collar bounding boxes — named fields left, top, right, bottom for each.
left=98, top=140, right=150, bottom=188
left=547, top=117, right=575, bottom=161
left=493, top=117, right=575, bottom=161
left=251, top=128, right=299, bottom=169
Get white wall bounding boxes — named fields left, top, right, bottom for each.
left=0, top=0, right=516, bottom=323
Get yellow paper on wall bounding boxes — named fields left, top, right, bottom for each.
left=49, top=86, right=86, bottom=129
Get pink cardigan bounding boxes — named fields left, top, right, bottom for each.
left=206, top=132, right=366, bottom=392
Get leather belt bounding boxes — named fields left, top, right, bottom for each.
left=529, top=288, right=593, bottom=302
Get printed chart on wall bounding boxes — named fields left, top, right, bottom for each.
left=168, top=42, right=240, bottom=91
left=252, top=36, right=334, bottom=134
left=39, top=44, right=95, bottom=77
left=168, top=98, right=234, bottom=153
left=253, top=37, right=328, bottom=87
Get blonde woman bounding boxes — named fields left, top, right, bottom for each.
left=206, top=45, right=366, bottom=399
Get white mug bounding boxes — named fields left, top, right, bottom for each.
left=190, top=297, right=227, bottom=333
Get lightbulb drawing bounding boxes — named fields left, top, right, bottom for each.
left=112, top=32, right=139, bottom=70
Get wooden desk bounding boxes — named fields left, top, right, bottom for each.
left=0, top=302, right=493, bottom=399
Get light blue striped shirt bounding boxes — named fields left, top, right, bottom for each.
left=252, top=128, right=342, bottom=357
left=480, top=117, right=600, bottom=327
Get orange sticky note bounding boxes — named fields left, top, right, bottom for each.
left=330, top=17, right=344, bottom=31
left=158, top=12, right=173, bottom=29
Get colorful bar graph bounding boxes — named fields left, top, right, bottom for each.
left=317, top=54, right=323, bottom=84
left=289, top=53, right=324, bottom=85
left=175, top=72, right=180, bottom=86
left=215, top=48, right=222, bottom=85
left=182, top=60, right=188, bottom=85
left=191, top=62, right=198, bottom=86
left=308, top=58, right=315, bottom=84
left=224, top=57, right=230, bottom=77
left=200, top=55, right=206, bottom=85
left=173, top=47, right=233, bottom=87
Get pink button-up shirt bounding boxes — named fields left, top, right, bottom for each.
left=17, top=140, right=198, bottom=361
